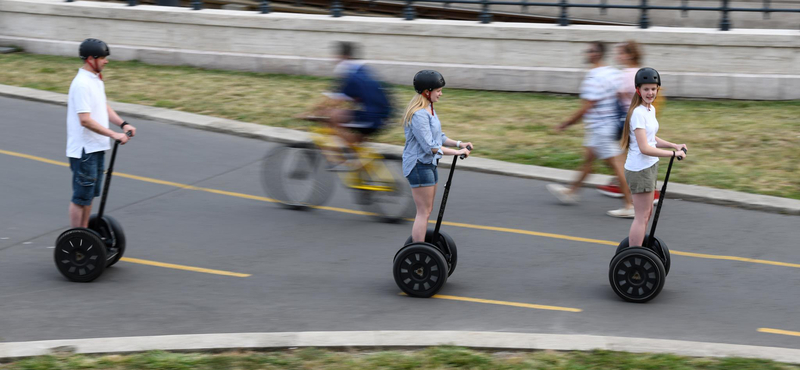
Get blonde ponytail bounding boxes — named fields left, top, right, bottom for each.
left=620, top=87, right=661, bottom=150
left=402, top=94, right=429, bottom=126
left=620, top=93, right=644, bottom=150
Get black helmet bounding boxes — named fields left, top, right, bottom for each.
left=79, top=38, right=110, bottom=61
left=635, top=67, right=661, bottom=87
left=413, top=70, right=445, bottom=94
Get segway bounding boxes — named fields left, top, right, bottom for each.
left=55, top=132, right=132, bottom=282
left=609, top=148, right=686, bottom=303
left=393, top=146, right=471, bottom=298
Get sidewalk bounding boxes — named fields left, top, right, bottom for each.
left=2, top=83, right=798, bottom=215
left=2, top=331, right=800, bottom=363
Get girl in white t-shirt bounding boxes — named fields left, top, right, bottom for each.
left=621, top=68, right=687, bottom=247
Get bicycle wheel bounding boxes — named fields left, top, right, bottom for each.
left=261, top=144, right=335, bottom=209
left=360, top=155, right=415, bottom=223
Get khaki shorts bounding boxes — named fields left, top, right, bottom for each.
left=625, top=162, right=659, bottom=194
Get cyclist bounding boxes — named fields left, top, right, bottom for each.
left=307, top=42, right=392, bottom=170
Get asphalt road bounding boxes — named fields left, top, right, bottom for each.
left=1, top=96, right=798, bottom=349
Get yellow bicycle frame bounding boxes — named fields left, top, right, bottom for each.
left=309, top=127, right=396, bottom=192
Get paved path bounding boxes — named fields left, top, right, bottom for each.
left=1, top=96, right=798, bottom=352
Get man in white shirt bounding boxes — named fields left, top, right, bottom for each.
left=548, top=41, right=634, bottom=218
left=67, top=38, right=136, bottom=228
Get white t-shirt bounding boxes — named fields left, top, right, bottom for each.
left=625, top=105, right=660, bottom=171
left=66, top=68, right=110, bottom=158
left=579, top=66, right=621, bottom=135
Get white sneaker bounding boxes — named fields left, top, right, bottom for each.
left=607, top=207, right=635, bottom=218
left=547, top=184, right=578, bottom=204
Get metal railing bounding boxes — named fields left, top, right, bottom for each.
left=74, top=0, right=800, bottom=30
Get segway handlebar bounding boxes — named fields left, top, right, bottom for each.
left=647, top=147, right=686, bottom=248
left=115, top=130, right=133, bottom=144
left=459, top=145, right=473, bottom=160
left=433, top=145, right=472, bottom=241
left=676, top=148, right=687, bottom=160
left=100, top=130, right=133, bottom=219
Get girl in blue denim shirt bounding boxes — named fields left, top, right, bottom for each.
left=402, top=70, right=474, bottom=243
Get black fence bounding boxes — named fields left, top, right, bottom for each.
left=72, top=0, right=800, bottom=30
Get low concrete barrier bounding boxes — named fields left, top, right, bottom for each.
left=1, top=0, right=798, bottom=99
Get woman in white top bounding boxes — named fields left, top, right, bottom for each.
left=621, top=68, right=687, bottom=247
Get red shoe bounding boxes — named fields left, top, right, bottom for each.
left=653, top=190, right=661, bottom=206
left=597, top=185, right=624, bottom=198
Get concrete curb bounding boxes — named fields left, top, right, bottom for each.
left=1, top=331, right=799, bottom=363
left=2, top=83, right=798, bottom=215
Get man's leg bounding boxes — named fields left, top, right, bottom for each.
left=68, top=202, right=93, bottom=228
left=605, top=154, right=633, bottom=208
left=81, top=204, right=93, bottom=228
left=69, top=202, right=84, bottom=228
left=568, top=147, right=596, bottom=194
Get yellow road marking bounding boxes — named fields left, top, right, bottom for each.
left=758, top=328, right=800, bottom=337
left=437, top=220, right=618, bottom=246
left=315, top=205, right=375, bottom=216
left=0, top=149, right=69, bottom=167
left=121, top=257, right=250, bottom=277
left=400, top=293, right=581, bottom=312
left=4, top=148, right=800, bottom=270
left=672, top=251, right=800, bottom=269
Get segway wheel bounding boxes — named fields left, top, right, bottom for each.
left=393, top=243, right=448, bottom=298
left=54, top=228, right=107, bottom=282
left=615, top=235, right=670, bottom=276
left=401, top=228, right=458, bottom=277
left=89, top=215, right=126, bottom=267
left=654, top=237, right=671, bottom=276
left=609, top=247, right=665, bottom=303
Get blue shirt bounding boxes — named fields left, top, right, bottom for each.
left=335, top=61, right=392, bottom=120
left=402, top=109, right=449, bottom=177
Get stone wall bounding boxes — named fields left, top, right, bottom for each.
left=1, top=0, right=798, bottom=99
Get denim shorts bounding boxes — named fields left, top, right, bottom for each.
left=69, top=149, right=105, bottom=206
left=406, top=161, right=438, bottom=188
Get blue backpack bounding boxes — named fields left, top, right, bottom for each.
left=615, top=98, right=627, bottom=141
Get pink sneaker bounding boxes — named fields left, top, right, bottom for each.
left=597, top=184, right=624, bottom=198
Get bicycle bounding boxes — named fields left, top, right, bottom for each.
left=260, top=120, right=415, bottom=223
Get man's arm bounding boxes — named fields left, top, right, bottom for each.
left=107, top=104, right=136, bottom=137
left=79, top=113, right=128, bottom=143
left=556, top=100, right=595, bottom=132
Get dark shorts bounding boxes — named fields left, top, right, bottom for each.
left=406, top=161, right=438, bottom=188
left=69, top=149, right=105, bottom=206
left=625, top=162, right=659, bottom=194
